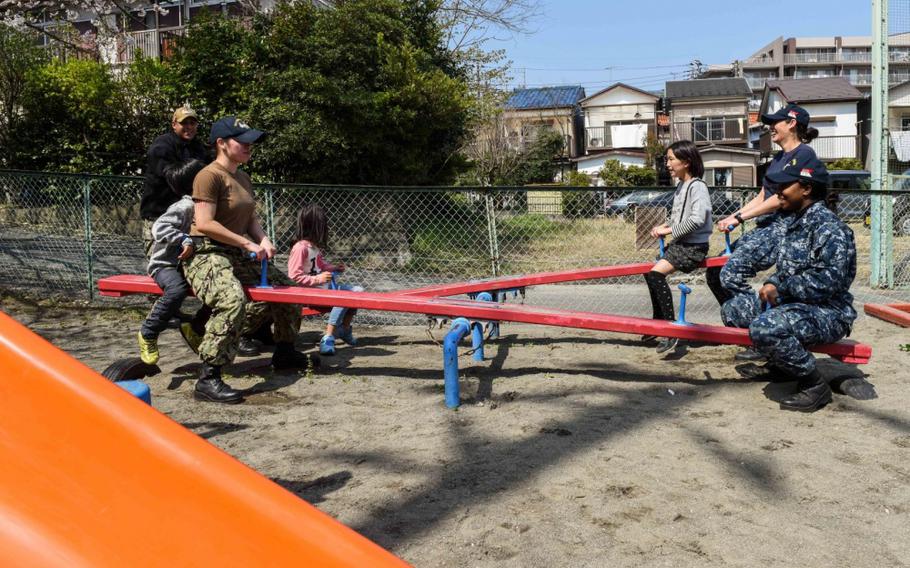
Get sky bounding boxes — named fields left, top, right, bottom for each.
left=489, top=0, right=876, bottom=93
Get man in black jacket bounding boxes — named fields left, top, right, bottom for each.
left=140, top=105, right=209, bottom=257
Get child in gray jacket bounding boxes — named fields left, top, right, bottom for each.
left=137, top=159, right=206, bottom=365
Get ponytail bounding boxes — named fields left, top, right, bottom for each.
left=797, top=123, right=819, bottom=143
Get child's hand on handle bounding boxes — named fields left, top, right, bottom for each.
left=315, top=271, right=333, bottom=285
left=649, top=224, right=671, bottom=239
left=177, top=244, right=194, bottom=261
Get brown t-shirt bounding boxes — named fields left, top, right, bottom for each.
left=190, top=162, right=256, bottom=238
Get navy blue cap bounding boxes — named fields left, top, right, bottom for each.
left=209, top=116, right=265, bottom=144
left=765, top=152, right=829, bottom=188
left=761, top=103, right=810, bottom=126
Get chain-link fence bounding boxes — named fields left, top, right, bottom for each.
left=2, top=170, right=910, bottom=326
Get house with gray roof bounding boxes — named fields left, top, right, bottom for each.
left=663, top=78, right=757, bottom=186
left=759, top=77, right=864, bottom=161
left=502, top=86, right=586, bottom=158
left=664, top=78, right=752, bottom=149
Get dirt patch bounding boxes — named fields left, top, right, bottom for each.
left=4, top=294, right=910, bottom=568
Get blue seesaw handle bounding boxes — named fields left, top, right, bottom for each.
left=329, top=271, right=338, bottom=291
left=724, top=224, right=736, bottom=255
left=658, top=236, right=665, bottom=259
left=247, top=252, right=271, bottom=288
left=674, top=283, right=693, bottom=326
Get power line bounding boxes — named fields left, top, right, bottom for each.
left=513, top=63, right=691, bottom=72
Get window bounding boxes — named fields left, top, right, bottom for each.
left=692, top=117, right=724, bottom=142
left=902, top=116, right=910, bottom=131
left=714, top=168, right=731, bottom=187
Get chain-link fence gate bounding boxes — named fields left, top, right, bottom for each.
left=2, top=170, right=910, bottom=326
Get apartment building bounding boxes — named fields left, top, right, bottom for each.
left=703, top=34, right=910, bottom=111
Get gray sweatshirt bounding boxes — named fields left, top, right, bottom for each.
left=147, top=195, right=194, bottom=277
left=669, top=178, right=712, bottom=245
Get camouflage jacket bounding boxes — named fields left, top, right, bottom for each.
left=764, top=201, right=857, bottom=324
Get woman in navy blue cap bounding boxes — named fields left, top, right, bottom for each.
left=181, top=116, right=317, bottom=404
left=720, top=153, right=859, bottom=412
left=707, top=103, right=820, bottom=360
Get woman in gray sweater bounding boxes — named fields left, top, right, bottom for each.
left=644, top=140, right=713, bottom=354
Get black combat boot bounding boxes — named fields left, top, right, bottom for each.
left=237, top=336, right=261, bottom=357
left=734, top=347, right=766, bottom=361
left=272, top=342, right=321, bottom=371
left=194, top=363, right=244, bottom=404
left=779, top=369, right=832, bottom=412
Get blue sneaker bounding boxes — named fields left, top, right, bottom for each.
left=335, top=326, right=357, bottom=346
left=319, top=335, right=336, bottom=356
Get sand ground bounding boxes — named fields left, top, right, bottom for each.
left=3, top=294, right=910, bottom=568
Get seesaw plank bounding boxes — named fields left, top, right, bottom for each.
left=97, top=276, right=871, bottom=364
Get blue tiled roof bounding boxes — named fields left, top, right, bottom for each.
left=504, top=86, right=586, bottom=109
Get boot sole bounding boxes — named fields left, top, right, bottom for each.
left=193, top=391, right=244, bottom=404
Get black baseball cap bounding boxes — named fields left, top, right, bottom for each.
left=209, top=116, right=266, bottom=144
left=765, top=152, right=829, bottom=188
left=761, top=103, right=810, bottom=127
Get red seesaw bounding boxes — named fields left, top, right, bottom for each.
left=98, top=273, right=872, bottom=365
left=863, top=302, right=910, bottom=327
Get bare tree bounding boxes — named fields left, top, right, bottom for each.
left=437, top=0, right=541, bottom=54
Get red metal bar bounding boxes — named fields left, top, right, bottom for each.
left=394, top=257, right=729, bottom=298
left=863, top=303, right=910, bottom=327
left=98, top=277, right=869, bottom=364
left=98, top=275, right=326, bottom=316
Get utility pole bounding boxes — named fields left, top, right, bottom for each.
left=871, top=0, right=893, bottom=287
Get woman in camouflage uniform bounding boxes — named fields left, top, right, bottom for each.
left=183, top=116, right=316, bottom=404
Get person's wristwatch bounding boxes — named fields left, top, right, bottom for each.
left=734, top=212, right=744, bottom=224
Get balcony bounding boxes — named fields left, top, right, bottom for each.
left=784, top=52, right=838, bottom=65
left=669, top=116, right=749, bottom=146
left=809, top=135, right=861, bottom=161
left=585, top=123, right=655, bottom=151
left=109, top=27, right=186, bottom=65
left=506, top=132, right=574, bottom=158
left=742, top=55, right=778, bottom=67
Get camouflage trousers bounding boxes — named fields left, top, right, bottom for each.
left=142, top=218, right=155, bottom=259
left=722, top=294, right=850, bottom=377
left=718, top=218, right=788, bottom=296
left=183, top=239, right=301, bottom=366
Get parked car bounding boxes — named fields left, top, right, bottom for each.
left=827, top=170, right=871, bottom=223
left=606, top=188, right=738, bottom=223
left=833, top=169, right=910, bottom=235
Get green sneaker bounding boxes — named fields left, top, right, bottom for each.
left=179, top=322, right=203, bottom=354
left=137, top=332, right=159, bottom=365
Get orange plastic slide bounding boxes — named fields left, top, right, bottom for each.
left=0, top=310, right=410, bottom=568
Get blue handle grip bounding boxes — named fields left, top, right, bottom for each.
left=674, top=283, right=693, bottom=325
left=724, top=224, right=736, bottom=255
left=658, top=236, right=665, bottom=259
left=329, top=271, right=338, bottom=290
left=248, top=252, right=271, bottom=288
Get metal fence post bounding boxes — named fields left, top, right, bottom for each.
left=871, top=0, right=894, bottom=288
left=484, top=190, right=500, bottom=277
left=82, top=179, right=95, bottom=300
left=265, top=185, right=277, bottom=243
